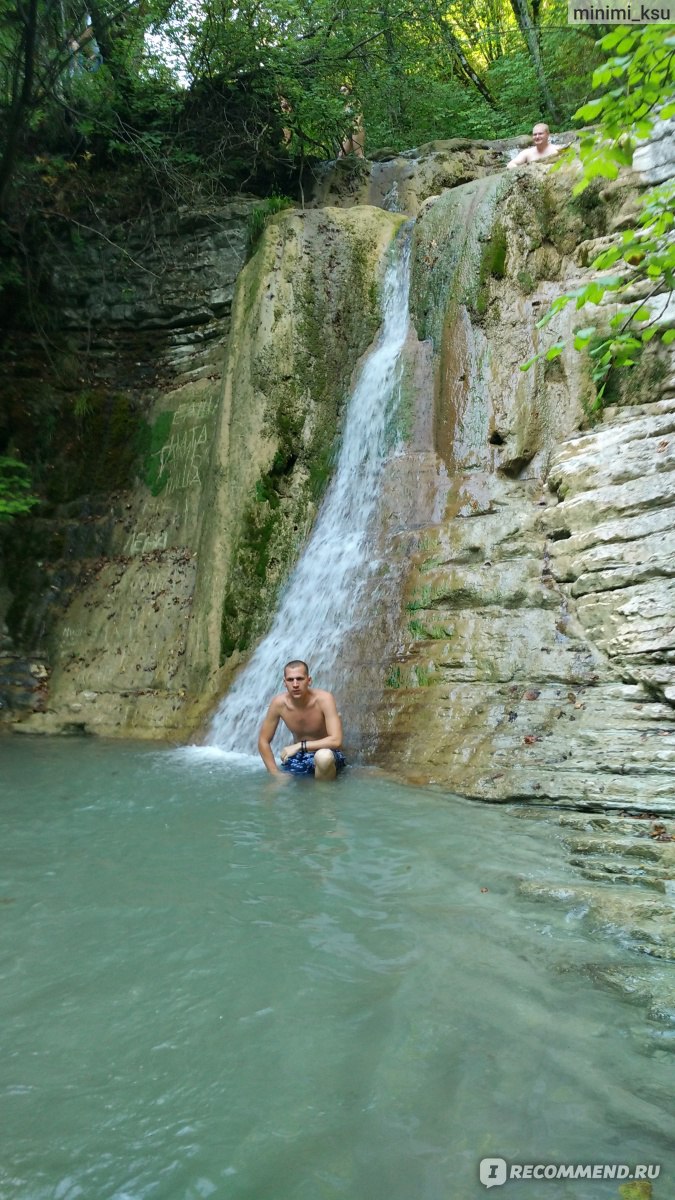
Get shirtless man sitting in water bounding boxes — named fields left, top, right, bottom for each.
left=258, top=660, right=346, bottom=781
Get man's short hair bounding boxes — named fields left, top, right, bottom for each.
left=533, top=122, right=549, bottom=133
left=284, top=659, right=309, bottom=677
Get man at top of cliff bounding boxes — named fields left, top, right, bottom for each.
left=507, top=123, right=561, bottom=169
left=338, top=84, right=365, bottom=158
left=258, top=660, right=346, bottom=781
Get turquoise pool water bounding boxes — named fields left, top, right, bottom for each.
left=1, top=739, right=672, bottom=1200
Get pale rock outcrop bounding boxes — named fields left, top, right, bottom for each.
left=632, top=115, right=675, bottom=185
left=311, top=138, right=544, bottom=215
left=547, top=398, right=675, bottom=707
left=372, top=164, right=675, bottom=813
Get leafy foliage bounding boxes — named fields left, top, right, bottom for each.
left=246, top=195, right=295, bottom=259
left=0, top=0, right=603, bottom=220
left=522, top=26, right=675, bottom=410
left=0, top=1, right=642, bottom=518
left=573, top=26, right=675, bottom=188
left=0, top=456, right=38, bottom=519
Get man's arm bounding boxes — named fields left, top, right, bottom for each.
left=305, top=693, right=343, bottom=752
left=258, top=701, right=282, bottom=774
left=507, top=148, right=532, bottom=169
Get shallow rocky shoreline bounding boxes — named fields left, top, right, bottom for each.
left=511, top=806, right=675, bottom=1027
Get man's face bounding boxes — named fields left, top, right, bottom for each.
left=284, top=668, right=310, bottom=700
left=532, top=124, right=549, bottom=149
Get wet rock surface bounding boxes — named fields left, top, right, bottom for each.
left=311, top=135, right=578, bottom=216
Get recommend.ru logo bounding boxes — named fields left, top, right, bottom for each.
left=479, top=1159, right=660, bottom=1187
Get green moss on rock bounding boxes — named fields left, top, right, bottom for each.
left=410, top=175, right=509, bottom=348
left=138, top=409, right=174, bottom=496
left=472, top=222, right=508, bottom=317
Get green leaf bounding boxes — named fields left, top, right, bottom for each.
left=592, top=245, right=621, bottom=269
left=574, top=327, right=596, bottom=349
left=576, top=281, right=607, bottom=307
left=662, top=329, right=675, bottom=345
left=613, top=143, right=634, bottom=167
left=634, top=121, right=654, bottom=139
left=520, top=355, right=540, bottom=372
left=545, top=342, right=565, bottom=362
left=575, top=98, right=605, bottom=121
left=591, top=66, right=614, bottom=88
left=599, top=28, right=631, bottom=51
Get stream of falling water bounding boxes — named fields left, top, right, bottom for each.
left=207, top=230, right=412, bottom=753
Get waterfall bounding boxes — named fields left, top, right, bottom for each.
left=207, top=229, right=412, bottom=754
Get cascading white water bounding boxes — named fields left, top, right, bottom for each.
left=208, top=230, right=412, bottom=753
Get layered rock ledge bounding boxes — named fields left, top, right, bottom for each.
left=372, top=164, right=675, bottom=813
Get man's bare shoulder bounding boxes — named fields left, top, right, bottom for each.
left=268, top=692, right=288, bottom=712
left=507, top=148, right=531, bottom=169
left=311, top=687, right=338, bottom=709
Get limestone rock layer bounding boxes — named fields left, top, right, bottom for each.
left=366, top=156, right=675, bottom=812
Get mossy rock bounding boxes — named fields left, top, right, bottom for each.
left=618, top=1182, right=652, bottom=1200
left=44, top=391, right=148, bottom=505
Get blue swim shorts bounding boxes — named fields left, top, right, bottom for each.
left=281, top=749, right=346, bottom=776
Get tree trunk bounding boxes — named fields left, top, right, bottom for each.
left=509, top=0, right=560, bottom=124
left=0, top=0, right=39, bottom=212
left=425, top=5, right=497, bottom=109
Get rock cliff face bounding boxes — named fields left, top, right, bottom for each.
left=1, top=202, right=402, bottom=736
left=2, top=202, right=254, bottom=731
left=368, top=161, right=675, bottom=811
left=2, top=136, right=674, bottom=804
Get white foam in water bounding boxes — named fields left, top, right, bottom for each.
left=171, top=746, right=261, bottom=770
left=208, top=232, right=412, bottom=754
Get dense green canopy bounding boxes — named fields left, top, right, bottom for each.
left=0, top=0, right=606, bottom=210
